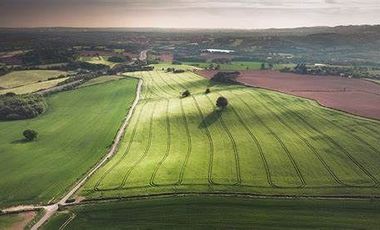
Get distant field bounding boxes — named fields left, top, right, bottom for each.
left=0, top=70, right=67, bottom=89
left=154, top=63, right=201, bottom=71
left=80, top=75, right=125, bottom=88
left=78, top=56, right=118, bottom=68
left=0, top=77, right=68, bottom=95
left=198, top=70, right=380, bottom=120
left=43, top=196, right=380, bottom=229
left=80, top=68, right=380, bottom=201
left=0, top=78, right=138, bottom=208
left=183, top=61, right=294, bottom=71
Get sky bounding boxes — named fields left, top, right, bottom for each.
left=0, top=0, right=379, bottom=28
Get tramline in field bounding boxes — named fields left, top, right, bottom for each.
left=80, top=69, right=380, bottom=199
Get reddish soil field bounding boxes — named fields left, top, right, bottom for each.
left=160, top=53, right=174, bottom=62
left=197, top=70, right=380, bottom=120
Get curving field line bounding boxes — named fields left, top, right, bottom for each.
left=172, top=73, right=251, bottom=186
left=204, top=94, right=242, bottom=185
left=119, top=102, right=157, bottom=189
left=176, top=99, right=193, bottom=185
left=149, top=99, right=172, bottom=186
left=228, top=88, right=306, bottom=188
left=241, top=90, right=345, bottom=186
left=94, top=75, right=155, bottom=191
left=177, top=72, right=303, bottom=187
left=94, top=101, right=150, bottom=191
left=261, top=91, right=379, bottom=186
left=163, top=74, right=216, bottom=186
left=150, top=73, right=196, bottom=186
left=224, top=91, right=277, bottom=188
left=297, top=101, right=380, bottom=156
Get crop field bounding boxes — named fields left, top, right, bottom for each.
left=0, top=78, right=138, bottom=208
left=0, top=70, right=67, bottom=89
left=80, top=75, right=124, bottom=88
left=80, top=68, right=380, bottom=200
left=0, top=77, right=68, bottom=95
left=43, top=196, right=380, bottom=229
left=184, top=61, right=294, bottom=71
left=78, top=56, right=119, bottom=68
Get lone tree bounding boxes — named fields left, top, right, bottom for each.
left=205, top=88, right=211, bottom=94
left=181, top=90, right=191, bottom=98
left=23, top=129, right=38, bottom=141
left=216, top=96, right=228, bottom=109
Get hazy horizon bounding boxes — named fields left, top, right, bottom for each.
left=1, top=0, right=380, bottom=28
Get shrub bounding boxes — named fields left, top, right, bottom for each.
left=173, top=69, right=185, bottom=74
left=216, top=96, right=228, bottom=109
left=181, top=90, right=191, bottom=98
left=23, top=129, right=38, bottom=141
left=205, top=88, right=211, bottom=94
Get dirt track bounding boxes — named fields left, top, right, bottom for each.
left=197, top=70, right=380, bottom=120
left=29, top=79, right=143, bottom=229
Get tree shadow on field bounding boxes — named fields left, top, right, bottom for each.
left=11, top=138, right=30, bottom=144
left=198, top=109, right=222, bottom=129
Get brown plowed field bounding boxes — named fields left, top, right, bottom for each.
left=197, top=70, right=380, bottom=120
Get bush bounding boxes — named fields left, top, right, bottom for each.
left=181, top=90, right=191, bottom=98
left=205, top=88, right=211, bottom=94
left=173, top=69, right=185, bottom=74
left=23, top=129, right=38, bottom=141
left=216, top=96, right=228, bottom=109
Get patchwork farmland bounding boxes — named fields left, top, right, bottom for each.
left=198, top=70, right=380, bottom=120
left=80, top=69, right=380, bottom=200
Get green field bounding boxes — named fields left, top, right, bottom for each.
left=183, top=61, right=295, bottom=71
left=43, top=196, right=380, bottom=229
left=0, top=77, right=68, bottom=95
left=0, top=78, right=138, bottom=208
left=80, top=68, right=380, bottom=200
left=0, top=70, right=67, bottom=89
left=80, top=75, right=125, bottom=88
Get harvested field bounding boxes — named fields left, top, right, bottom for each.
left=197, top=70, right=380, bottom=120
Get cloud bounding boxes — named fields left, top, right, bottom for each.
left=0, top=0, right=379, bottom=27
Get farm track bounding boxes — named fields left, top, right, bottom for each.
left=260, top=91, right=379, bottom=186
left=93, top=101, right=149, bottom=191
